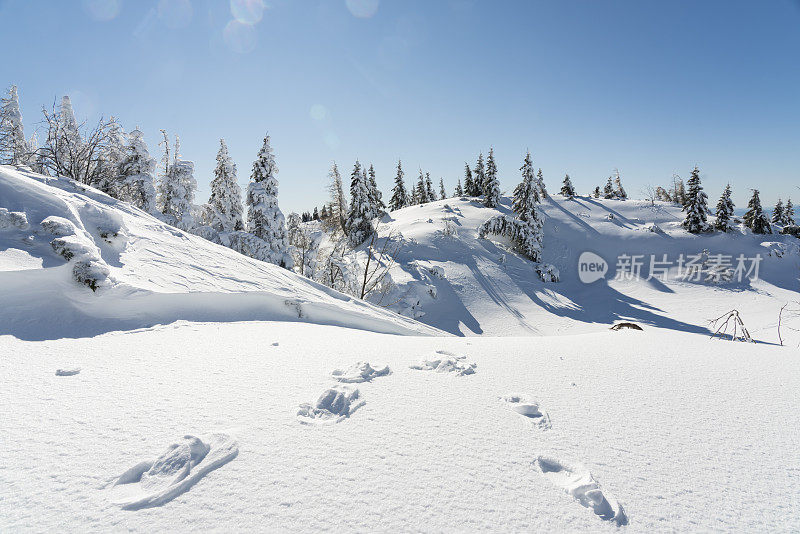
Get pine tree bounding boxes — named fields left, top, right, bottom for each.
left=415, top=170, right=428, bottom=203
left=714, top=183, right=735, bottom=232
left=320, top=205, right=328, bottom=219
left=327, top=162, right=348, bottom=233
left=388, top=159, right=408, bottom=211
left=743, top=189, right=772, bottom=234
left=784, top=199, right=795, bottom=226
left=681, top=166, right=709, bottom=234
left=560, top=174, right=575, bottom=198
left=613, top=169, right=627, bottom=199
left=483, top=148, right=500, bottom=207
left=313, top=206, right=319, bottom=220
left=205, top=139, right=244, bottom=232
left=603, top=176, right=615, bottom=199
left=473, top=153, right=486, bottom=196
left=345, top=160, right=377, bottom=247
left=423, top=172, right=435, bottom=201
left=117, top=128, right=157, bottom=213
left=94, top=117, right=126, bottom=195
left=593, top=186, right=600, bottom=198
left=439, top=178, right=447, bottom=200
left=367, top=163, right=385, bottom=214
left=454, top=177, right=464, bottom=197
left=535, top=168, right=547, bottom=199
left=0, top=85, right=30, bottom=165
left=247, top=134, right=290, bottom=265
left=463, top=163, right=477, bottom=196
left=157, top=134, right=196, bottom=230
left=513, top=151, right=540, bottom=216
left=772, top=199, right=785, bottom=225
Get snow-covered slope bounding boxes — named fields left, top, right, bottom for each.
left=0, top=166, right=441, bottom=339
left=373, top=195, right=800, bottom=339
left=2, top=321, right=799, bottom=532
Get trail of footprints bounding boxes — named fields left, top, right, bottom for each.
left=103, top=350, right=626, bottom=524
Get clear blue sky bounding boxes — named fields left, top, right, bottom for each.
left=2, top=0, right=798, bottom=213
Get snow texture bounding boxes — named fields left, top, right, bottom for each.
left=331, top=361, right=392, bottom=383
left=410, top=350, right=476, bottom=376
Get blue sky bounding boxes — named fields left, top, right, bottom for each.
left=1, top=0, right=798, bottom=213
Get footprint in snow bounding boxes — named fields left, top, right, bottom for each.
left=108, top=433, right=239, bottom=510
left=297, top=385, right=364, bottom=425
left=535, top=456, right=628, bottom=526
left=331, top=361, right=391, bottom=383
left=502, top=395, right=551, bottom=430
left=410, top=350, right=476, bottom=376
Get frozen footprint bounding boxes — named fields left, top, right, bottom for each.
left=502, top=395, right=551, bottom=430
left=410, top=350, right=476, bottom=376
left=536, top=456, right=628, bottom=526
left=297, top=386, right=364, bottom=425
left=108, top=433, right=238, bottom=510
left=331, top=361, right=391, bottom=383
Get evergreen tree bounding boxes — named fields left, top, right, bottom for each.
left=463, top=163, right=477, bottom=196
left=388, top=159, right=408, bottom=211
left=118, top=128, right=157, bottom=213
left=483, top=147, right=500, bottom=207
left=743, top=189, right=772, bottom=234
left=439, top=178, right=447, bottom=200
left=415, top=170, right=428, bottom=204
left=681, top=166, right=709, bottom=234
left=513, top=151, right=540, bottom=216
left=312, top=206, right=319, bottom=220
left=613, top=169, right=627, bottom=199
left=425, top=172, right=436, bottom=201
left=0, top=85, right=30, bottom=165
left=345, top=160, right=377, bottom=246
left=367, top=163, right=385, bottom=214
left=157, top=134, right=196, bottom=230
left=94, top=117, right=126, bottom=195
left=247, top=134, right=290, bottom=265
left=602, top=176, right=615, bottom=199
left=320, top=205, right=328, bottom=219
left=714, top=183, right=735, bottom=232
left=454, top=177, right=464, bottom=197
left=784, top=199, right=795, bottom=226
left=536, top=168, right=548, bottom=199
left=772, top=198, right=785, bottom=225
left=473, top=153, right=486, bottom=196
left=560, top=174, right=575, bottom=198
left=206, top=138, right=244, bottom=232
left=593, top=186, right=600, bottom=198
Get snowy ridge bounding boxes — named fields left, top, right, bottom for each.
left=0, top=166, right=441, bottom=339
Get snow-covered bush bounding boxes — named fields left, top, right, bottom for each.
left=479, top=215, right=543, bottom=262
left=0, top=207, right=28, bottom=230
left=72, top=259, right=111, bottom=292
left=536, top=263, right=560, bottom=282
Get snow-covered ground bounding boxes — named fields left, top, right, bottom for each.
left=2, top=322, right=799, bottom=532
left=2, top=166, right=799, bottom=532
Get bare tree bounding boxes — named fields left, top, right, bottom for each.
left=356, top=229, right=400, bottom=301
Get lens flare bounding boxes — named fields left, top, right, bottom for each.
left=82, top=0, right=122, bottom=21
left=158, top=0, right=193, bottom=29
left=345, top=0, right=379, bottom=18
left=310, top=104, right=328, bottom=121
left=223, top=20, right=257, bottom=54
left=230, top=0, right=266, bottom=24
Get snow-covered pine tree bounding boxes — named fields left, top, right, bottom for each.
left=743, top=189, right=772, bottom=234
left=205, top=139, right=244, bottom=232
left=326, top=162, right=348, bottom=233
left=483, top=147, right=500, bottom=207
left=425, top=172, right=436, bottom=202
left=613, top=169, right=627, bottom=199
left=388, top=159, right=408, bottom=211
left=474, top=153, right=486, bottom=197
left=312, top=206, right=319, bottom=220
left=772, top=199, right=784, bottom=225
left=439, top=178, right=447, bottom=200
left=681, top=166, right=710, bottom=234
left=713, top=183, right=735, bottom=232
left=320, top=205, right=328, bottom=219
left=118, top=128, right=157, bottom=213
left=513, top=151, right=539, bottom=216
left=784, top=199, right=795, bottom=226
left=593, top=186, right=600, bottom=198
left=603, top=176, right=615, bottom=199
left=463, top=163, right=477, bottom=196
left=247, top=134, right=290, bottom=265
left=415, top=170, right=428, bottom=204
left=536, top=168, right=547, bottom=199
left=345, top=160, right=377, bottom=247
left=367, top=163, right=385, bottom=215
left=454, top=177, right=464, bottom=197
left=58, top=96, right=82, bottom=171
left=156, top=134, right=196, bottom=230
left=94, top=117, right=126, bottom=196
left=560, top=174, right=575, bottom=198
left=0, top=85, right=31, bottom=165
